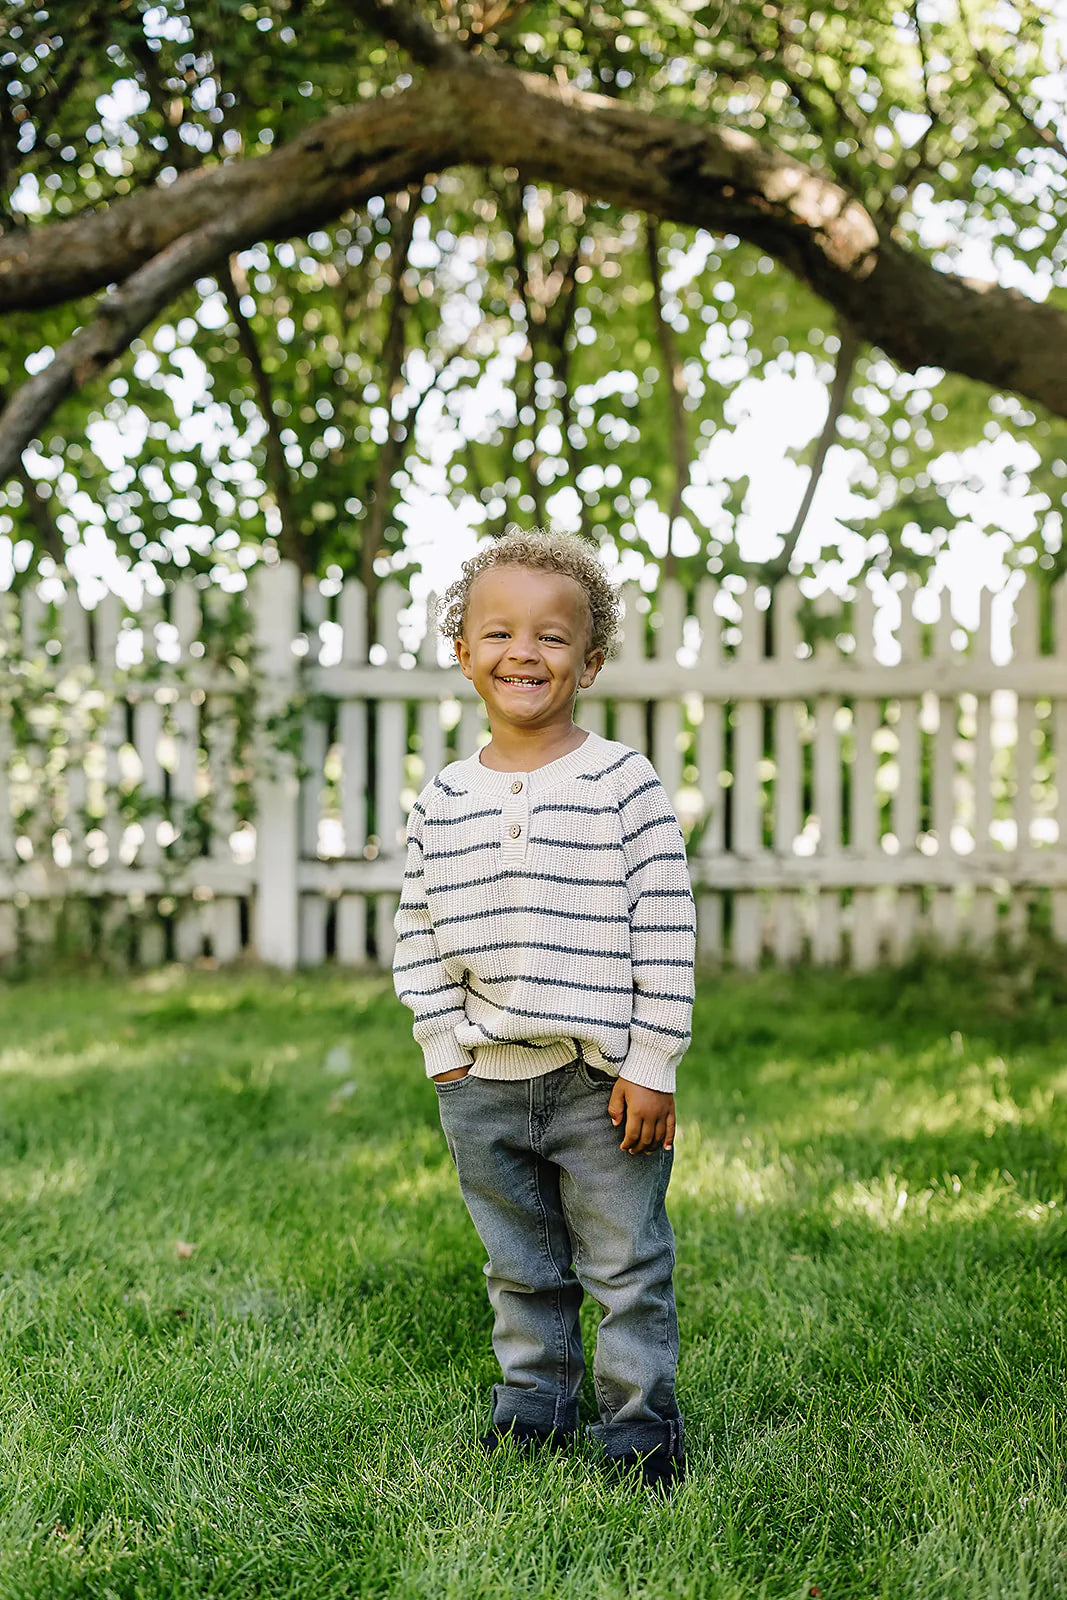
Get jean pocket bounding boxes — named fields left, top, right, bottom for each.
left=434, top=1072, right=473, bottom=1095
left=578, top=1062, right=616, bottom=1092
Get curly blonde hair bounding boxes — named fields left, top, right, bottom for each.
left=437, top=529, right=621, bottom=659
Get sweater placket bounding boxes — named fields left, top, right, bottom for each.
left=499, top=774, right=530, bottom=864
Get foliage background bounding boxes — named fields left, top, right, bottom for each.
left=0, top=0, right=1065, bottom=611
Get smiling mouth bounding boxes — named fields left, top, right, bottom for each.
left=496, top=676, right=547, bottom=687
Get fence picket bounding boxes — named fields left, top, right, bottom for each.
left=169, top=584, right=203, bottom=963
left=695, top=580, right=724, bottom=964
left=811, top=596, right=842, bottom=965
left=969, top=587, right=997, bottom=949
left=300, top=581, right=330, bottom=967
left=59, top=587, right=90, bottom=867
left=890, top=583, right=921, bottom=963
left=615, top=583, right=647, bottom=754
left=849, top=583, right=881, bottom=969
left=253, top=562, right=300, bottom=968
left=374, top=581, right=407, bottom=966
left=929, top=594, right=959, bottom=950
left=732, top=584, right=763, bottom=968
left=771, top=581, right=803, bottom=965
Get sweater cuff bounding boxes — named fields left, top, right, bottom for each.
left=620, top=1037, right=681, bottom=1094
left=421, top=1031, right=471, bottom=1079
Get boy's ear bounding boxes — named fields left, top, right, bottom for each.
left=579, top=649, right=605, bottom=690
left=454, top=636, right=474, bottom=678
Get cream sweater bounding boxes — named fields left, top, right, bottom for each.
left=392, top=732, right=696, bottom=1094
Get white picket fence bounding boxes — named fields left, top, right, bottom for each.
left=1, top=559, right=1065, bottom=971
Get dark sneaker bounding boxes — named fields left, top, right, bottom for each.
left=604, top=1446, right=685, bottom=1494
left=480, top=1421, right=573, bottom=1456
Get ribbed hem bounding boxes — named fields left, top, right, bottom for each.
left=468, top=1037, right=578, bottom=1080
left=420, top=1031, right=472, bottom=1078
left=619, top=1037, right=680, bottom=1094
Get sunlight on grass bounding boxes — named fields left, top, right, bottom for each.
left=0, top=961, right=1064, bottom=1599
left=0, top=1155, right=93, bottom=1205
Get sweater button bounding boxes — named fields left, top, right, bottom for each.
left=509, top=824, right=522, bottom=838
left=510, top=779, right=523, bottom=793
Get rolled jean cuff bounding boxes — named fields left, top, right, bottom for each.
left=491, top=1383, right=579, bottom=1434
left=588, top=1413, right=685, bottom=1459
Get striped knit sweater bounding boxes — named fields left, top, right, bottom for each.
left=392, top=731, right=696, bottom=1094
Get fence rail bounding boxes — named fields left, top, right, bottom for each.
left=1, top=561, right=1065, bottom=971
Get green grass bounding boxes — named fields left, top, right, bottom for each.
left=1, top=955, right=1066, bottom=1600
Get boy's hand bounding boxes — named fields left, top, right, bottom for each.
left=608, top=1078, right=676, bottom=1153
left=433, top=1066, right=470, bottom=1082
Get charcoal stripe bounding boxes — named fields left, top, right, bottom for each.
left=423, top=838, right=502, bottom=862
left=621, top=815, right=677, bottom=846
left=475, top=973, right=635, bottom=997
left=527, top=837, right=624, bottom=851
left=396, top=940, right=631, bottom=974
left=626, top=851, right=689, bottom=881
left=395, top=953, right=470, bottom=975
left=576, top=751, right=642, bottom=781
left=414, top=1002, right=466, bottom=1024
left=422, top=806, right=501, bottom=827
left=466, top=984, right=630, bottom=1036
left=532, top=802, right=616, bottom=817
left=398, top=980, right=464, bottom=1000
left=619, top=778, right=660, bottom=808
left=630, top=1020, right=690, bottom=1041
left=427, top=867, right=629, bottom=896
left=464, top=1026, right=572, bottom=1053
left=434, top=905, right=630, bottom=930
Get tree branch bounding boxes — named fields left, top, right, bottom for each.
left=546, top=230, right=586, bottom=537
left=971, top=49, right=1067, bottom=161
left=0, top=205, right=264, bottom=483
left=766, top=321, right=861, bottom=582
left=646, top=218, right=691, bottom=580
left=219, top=256, right=305, bottom=570
left=499, top=181, right=544, bottom=524
left=1, top=67, right=1066, bottom=422
left=0, top=386, right=65, bottom=563
left=361, top=187, right=420, bottom=592
left=126, top=28, right=198, bottom=175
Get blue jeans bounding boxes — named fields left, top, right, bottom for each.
left=435, top=1060, right=683, bottom=1460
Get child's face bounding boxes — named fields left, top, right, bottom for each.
left=454, top=566, right=604, bottom=736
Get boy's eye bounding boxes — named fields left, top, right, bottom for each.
left=482, top=630, right=566, bottom=642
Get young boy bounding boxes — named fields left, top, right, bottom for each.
left=393, top=530, right=695, bottom=1490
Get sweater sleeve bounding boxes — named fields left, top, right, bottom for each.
left=392, top=800, right=471, bottom=1078
left=618, top=760, right=696, bottom=1094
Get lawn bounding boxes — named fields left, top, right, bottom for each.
left=1, top=956, right=1064, bottom=1600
